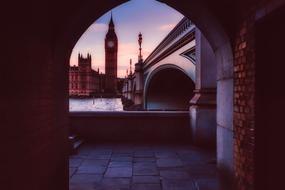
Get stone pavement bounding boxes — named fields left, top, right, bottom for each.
left=69, top=143, right=219, bottom=190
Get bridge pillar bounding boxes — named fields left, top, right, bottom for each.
left=190, top=29, right=217, bottom=148
left=127, top=77, right=133, bottom=101
left=133, top=60, right=144, bottom=107
left=190, top=89, right=216, bottom=147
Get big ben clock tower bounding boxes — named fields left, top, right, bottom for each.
left=105, top=14, right=118, bottom=93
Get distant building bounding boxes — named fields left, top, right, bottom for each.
left=69, top=53, right=100, bottom=97
left=104, top=14, right=118, bottom=93
left=69, top=14, right=119, bottom=97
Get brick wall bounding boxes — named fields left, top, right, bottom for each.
left=233, top=1, right=284, bottom=189
left=234, top=17, right=255, bottom=190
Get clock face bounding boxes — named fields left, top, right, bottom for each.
left=107, top=41, right=114, bottom=48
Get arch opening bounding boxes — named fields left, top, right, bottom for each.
left=145, top=67, right=195, bottom=110
left=54, top=0, right=235, bottom=188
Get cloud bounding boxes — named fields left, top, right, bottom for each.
left=118, top=43, right=152, bottom=57
left=158, top=24, right=176, bottom=31
left=88, top=23, right=108, bottom=32
left=118, top=42, right=138, bottom=56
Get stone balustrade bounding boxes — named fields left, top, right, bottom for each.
left=70, top=111, right=191, bottom=143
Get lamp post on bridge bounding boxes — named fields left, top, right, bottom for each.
left=138, top=32, right=143, bottom=62
left=131, top=33, right=144, bottom=108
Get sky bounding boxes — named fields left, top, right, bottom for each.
left=69, top=0, right=184, bottom=78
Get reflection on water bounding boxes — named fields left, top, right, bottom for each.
left=69, top=98, right=123, bottom=111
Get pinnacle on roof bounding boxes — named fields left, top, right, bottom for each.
left=109, top=12, right=114, bottom=27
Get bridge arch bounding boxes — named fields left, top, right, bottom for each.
left=144, top=64, right=195, bottom=110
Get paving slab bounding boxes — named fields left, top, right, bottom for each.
left=87, top=154, right=112, bottom=160
left=77, top=166, right=106, bottom=174
left=77, top=146, right=93, bottom=156
left=160, top=170, right=191, bottom=180
left=89, top=149, right=112, bottom=155
left=113, top=149, right=134, bottom=154
left=81, top=159, right=109, bottom=167
left=132, top=184, right=162, bottom=190
left=70, top=154, right=90, bottom=159
left=109, top=161, right=132, bottom=168
left=196, top=178, right=220, bottom=190
left=155, top=151, right=178, bottom=158
left=132, top=176, right=161, bottom=184
left=69, top=167, right=77, bottom=178
left=70, top=174, right=103, bottom=183
left=69, top=158, right=83, bottom=167
left=70, top=183, right=95, bottom=190
left=105, top=167, right=133, bottom=177
left=187, top=164, right=217, bottom=178
left=134, top=163, right=158, bottom=176
left=111, top=156, right=133, bottom=162
left=112, top=153, right=133, bottom=157
left=134, top=151, right=155, bottom=158
left=134, top=157, right=156, bottom=163
left=95, top=178, right=131, bottom=190
left=162, top=179, right=197, bottom=190
left=69, top=143, right=219, bottom=190
left=157, top=158, right=183, bottom=168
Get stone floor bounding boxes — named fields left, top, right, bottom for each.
left=69, top=143, right=219, bottom=190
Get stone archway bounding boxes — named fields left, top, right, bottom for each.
left=54, top=0, right=234, bottom=186
left=5, top=0, right=285, bottom=189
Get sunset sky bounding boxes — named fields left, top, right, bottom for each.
left=69, top=0, right=184, bottom=78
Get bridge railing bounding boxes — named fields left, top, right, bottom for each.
left=143, top=17, right=195, bottom=67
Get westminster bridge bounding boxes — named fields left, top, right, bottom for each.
left=120, top=17, right=217, bottom=147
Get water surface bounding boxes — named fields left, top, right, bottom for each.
left=69, top=98, right=123, bottom=111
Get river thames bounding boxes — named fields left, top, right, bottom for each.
left=69, top=98, right=124, bottom=111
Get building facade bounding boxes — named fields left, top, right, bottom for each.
left=69, top=54, right=100, bottom=97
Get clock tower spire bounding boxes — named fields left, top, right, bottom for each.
left=105, top=12, right=118, bottom=94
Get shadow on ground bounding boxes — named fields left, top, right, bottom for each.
left=69, top=143, right=219, bottom=190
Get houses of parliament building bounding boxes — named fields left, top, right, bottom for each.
left=69, top=15, right=119, bottom=97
